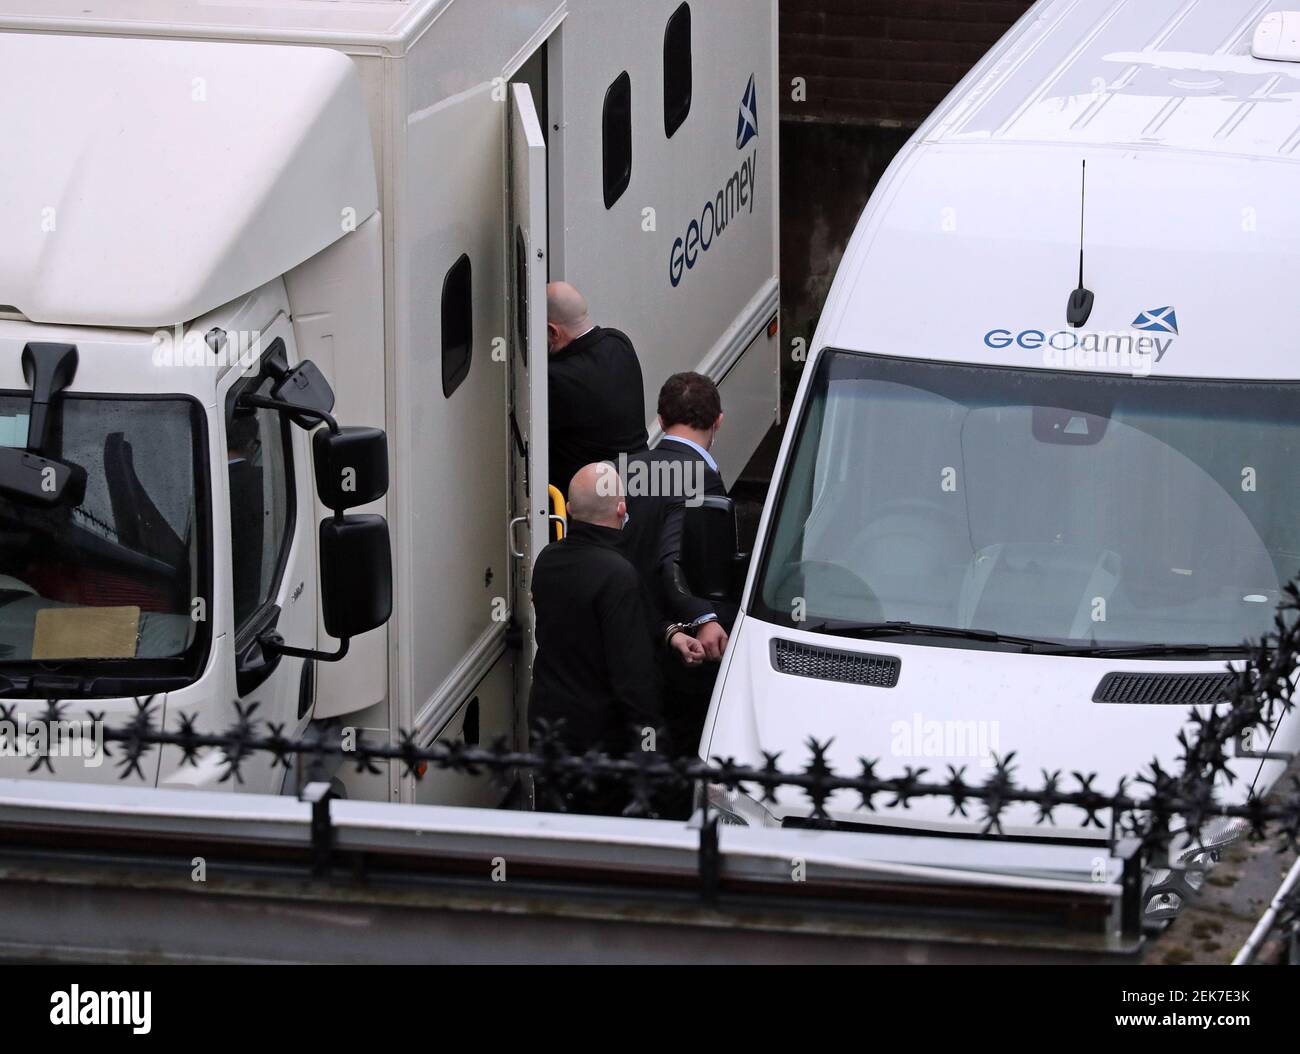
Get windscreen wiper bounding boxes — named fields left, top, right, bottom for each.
left=802, top=620, right=1064, bottom=652
left=802, top=621, right=1255, bottom=659
left=1039, top=642, right=1252, bottom=659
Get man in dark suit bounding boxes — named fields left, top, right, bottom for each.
left=531, top=461, right=704, bottom=813
left=621, top=373, right=733, bottom=758
left=547, top=282, right=649, bottom=494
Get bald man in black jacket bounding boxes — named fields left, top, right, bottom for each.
left=530, top=462, right=703, bottom=813
left=546, top=282, right=648, bottom=494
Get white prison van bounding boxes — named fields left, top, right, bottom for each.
left=0, top=0, right=779, bottom=803
left=700, top=0, right=1300, bottom=909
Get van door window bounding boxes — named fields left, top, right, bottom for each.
left=225, top=346, right=295, bottom=632
left=603, top=71, right=633, bottom=208
left=442, top=252, right=474, bottom=397
left=664, top=3, right=693, bottom=138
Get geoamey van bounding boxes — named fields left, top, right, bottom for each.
left=697, top=0, right=1300, bottom=905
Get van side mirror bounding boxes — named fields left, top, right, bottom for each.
left=245, top=362, right=394, bottom=667
left=681, top=495, right=750, bottom=604
left=320, top=514, right=393, bottom=639
left=313, top=426, right=389, bottom=510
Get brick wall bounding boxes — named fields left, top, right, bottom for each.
left=780, top=0, right=1035, bottom=127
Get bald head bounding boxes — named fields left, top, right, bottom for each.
left=547, top=282, right=593, bottom=355
left=567, top=462, right=625, bottom=529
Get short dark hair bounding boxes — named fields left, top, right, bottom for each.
left=658, top=372, right=721, bottom=430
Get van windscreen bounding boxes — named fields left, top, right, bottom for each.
left=753, top=351, right=1300, bottom=653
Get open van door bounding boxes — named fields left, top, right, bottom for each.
left=507, top=82, right=549, bottom=704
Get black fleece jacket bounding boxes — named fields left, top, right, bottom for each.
left=529, top=520, right=667, bottom=755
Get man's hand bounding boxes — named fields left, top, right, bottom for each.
left=670, top=632, right=706, bottom=667
left=696, top=621, right=729, bottom=662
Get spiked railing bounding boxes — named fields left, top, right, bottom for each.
left=3, top=586, right=1300, bottom=864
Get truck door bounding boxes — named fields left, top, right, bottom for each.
left=507, top=82, right=550, bottom=704
left=219, top=321, right=319, bottom=788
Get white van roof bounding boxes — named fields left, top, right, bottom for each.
left=0, top=0, right=434, bottom=45
left=928, top=0, right=1300, bottom=163
left=0, top=31, right=378, bottom=328
left=817, top=0, right=1300, bottom=383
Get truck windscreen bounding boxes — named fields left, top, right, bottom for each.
left=754, top=351, right=1300, bottom=652
left=0, top=393, right=207, bottom=675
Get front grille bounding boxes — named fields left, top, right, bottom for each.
left=770, top=638, right=900, bottom=688
left=1092, top=671, right=1235, bottom=706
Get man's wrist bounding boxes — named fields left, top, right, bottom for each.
left=689, top=614, right=719, bottom=629
left=663, top=623, right=689, bottom=647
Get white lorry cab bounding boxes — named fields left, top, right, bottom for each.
left=0, top=0, right=779, bottom=802
left=700, top=0, right=1300, bottom=860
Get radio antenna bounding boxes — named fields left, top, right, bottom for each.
left=1066, top=159, right=1095, bottom=328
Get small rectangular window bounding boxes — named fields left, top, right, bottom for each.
left=441, top=253, right=473, bottom=398
left=664, top=3, right=692, bottom=138
left=514, top=227, right=529, bottom=366
left=225, top=340, right=296, bottom=633
left=602, top=71, right=632, bottom=209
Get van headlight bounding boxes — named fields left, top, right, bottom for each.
left=1175, top=816, right=1249, bottom=866
left=703, top=783, right=778, bottom=828
left=1143, top=817, right=1249, bottom=922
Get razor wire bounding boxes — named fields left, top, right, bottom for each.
left=2, top=584, right=1300, bottom=856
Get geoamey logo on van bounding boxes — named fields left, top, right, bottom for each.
left=669, top=75, right=761, bottom=289
left=983, top=306, right=1180, bottom=378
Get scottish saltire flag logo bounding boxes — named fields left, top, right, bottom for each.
left=1132, top=307, right=1179, bottom=335
left=737, top=74, right=758, bottom=149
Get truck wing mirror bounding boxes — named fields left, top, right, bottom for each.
left=313, top=426, right=389, bottom=510
left=681, top=495, right=750, bottom=604
left=270, top=359, right=335, bottom=430
left=243, top=366, right=393, bottom=668
left=319, top=514, right=393, bottom=639
left=258, top=513, right=392, bottom=667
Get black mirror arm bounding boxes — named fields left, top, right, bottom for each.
left=238, top=393, right=341, bottom=435
left=21, top=343, right=79, bottom=454
left=259, top=631, right=350, bottom=664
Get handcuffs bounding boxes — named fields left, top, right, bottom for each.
left=663, top=613, right=719, bottom=648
